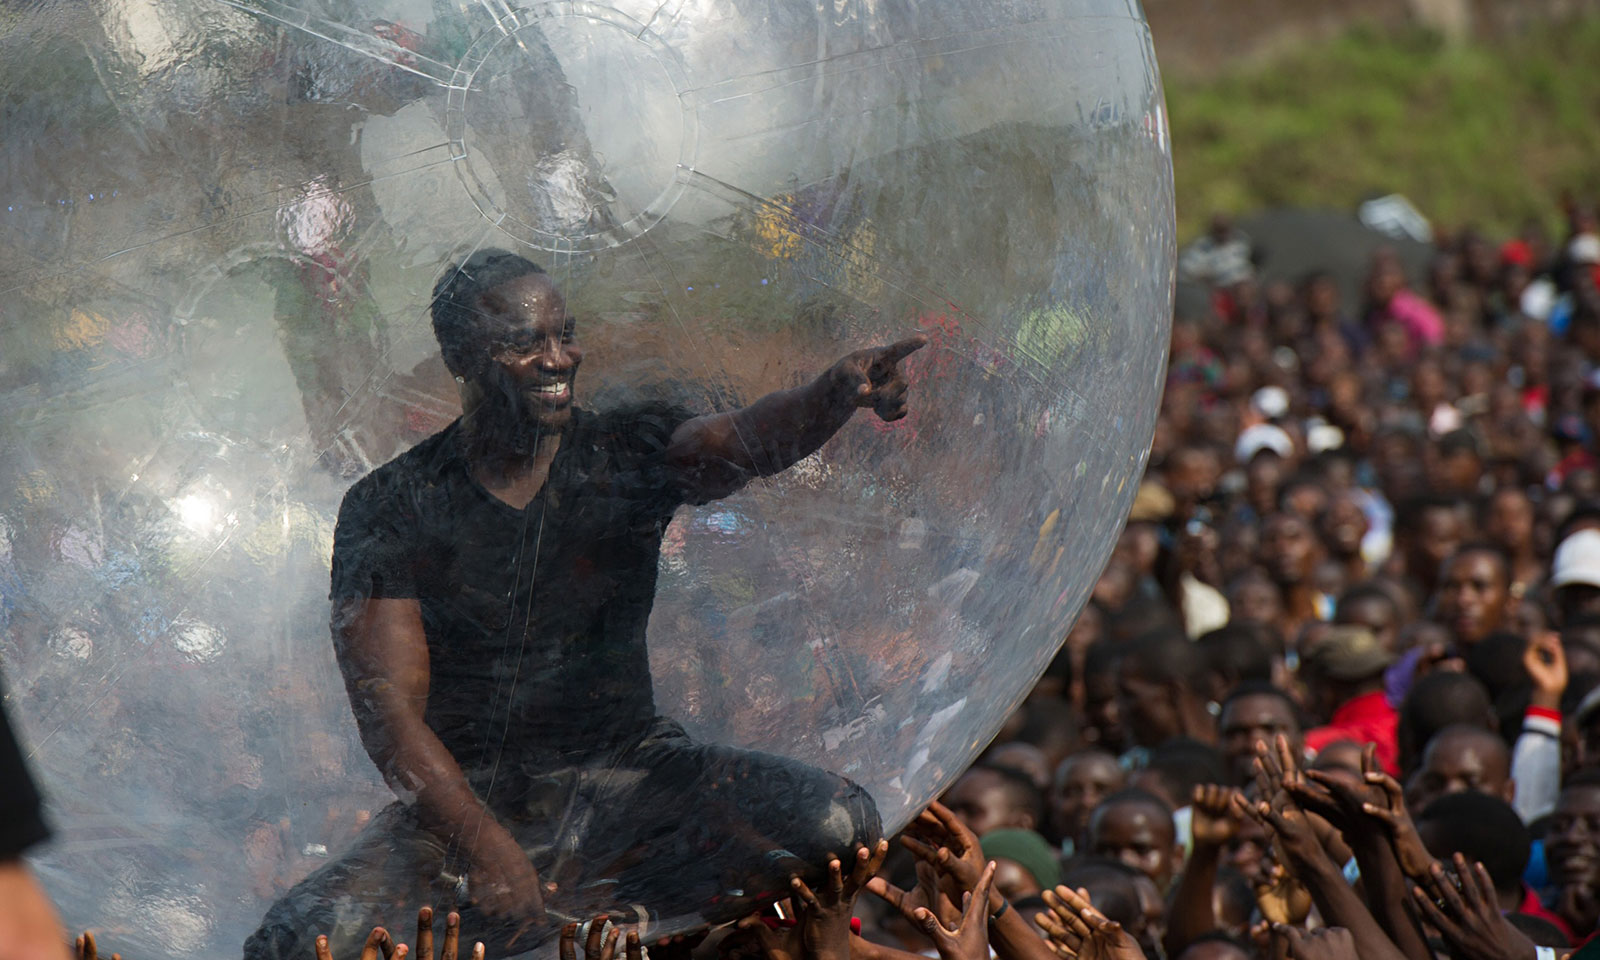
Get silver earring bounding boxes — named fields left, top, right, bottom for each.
left=455, top=375, right=465, bottom=384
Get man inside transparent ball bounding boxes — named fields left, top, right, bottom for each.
left=244, top=250, right=919, bottom=958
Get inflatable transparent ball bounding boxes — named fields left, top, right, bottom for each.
left=0, top=0, right=1172, bottom=955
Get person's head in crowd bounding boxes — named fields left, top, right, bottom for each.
left=1058, top=858, right=1148, bottom=948
left=1226, top=570, right=1284, bottom=635
left=1335, top=583, right=1402, bottom=652
left=1396, top=496, right=1468, bottom=595
left=941, top=763, right=1043, bottom=836
left=1550, top=529, right=1600, bottom=627
left=1086, top=788, right=1182, bottom=891
left=1434, top=542, right=1513, bottom=647
left=1463, top=631, right=1532, bottom=709
left=1317, top=492, right=1369, bottom=572
left=1563, top=616, right=1600, bottom=678
left=1406, top=723, right=1515, bottom=813
left=1308, top=738, right=1365, bottom=778
left=1428, top=429, right=1486, bottom=499
left=1299, top=625, right=1393, bottom=725
left=1195, top=623, right=1275, bottom=705
left=1082, top=641, right=1127, bottom=752
left=1547, top=771, right=1600, bottom=914
left=1174, top=933, right=1253, bottom=960
left=1414, top=791, right=1531, bottom=914
left=977, top=827, right=1061, bottom=902
left=1132, top=738, right=1227, bottom=813
left=1484, top=486, right=1537, bottom=563
left=1243, top=449, right=1289, bottom=519
left=1398, top=671, right=1495, bottom=777
left=1210, top=868, right=1256, bottom=939
left=1258, top=512, right=1323, bottom=592
left=1093, top=558, right=1135, bottom=612
left=1569, top=686, right=1600, bottom=773
left=1013, top=698, right=1085, bottom=773
left=1049, top=748, right=1125, bottom=849
left=1278, top=475, right=1331, bottom=522
left=1116, top=628, right=1216, bottom=749
left=1218, top=681, right=1302, bottom=786
left=981, top=741, right=1053, bottom=794
left=1166, top=446, right=1223, bottom=515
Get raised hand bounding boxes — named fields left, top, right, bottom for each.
left=74, top=931, right=119, bottom=960
left=1407, top=856, right=1538, bottom=960
left=559, top=917, right=642, bottom=960
left=1035, top=887, right=1146, bottom=960
left=867, top=854, right=960, bottom=927
left=1526, top=632, right=1568, bottom=710
left=412, top=907, right=485, bottom=960
left=1191, top=784, right=1242, bottom=849
left=911, top=862, right=999, bottom=960
left=1356, top=766, right=1435, bottom=880
left=1272, top=924, right=1356, bottom=960
left=827, top=336, right=927, bottom=422
left=791, top=841, right=889, bottom=960
left=316, top=927, right=409, bottom=960
left=1247, top=737, right=1328, bottom=870
left=1253, top=863, right=1313, bottom=927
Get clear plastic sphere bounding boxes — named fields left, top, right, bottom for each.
left=0, top=0, right=1172, bottom=955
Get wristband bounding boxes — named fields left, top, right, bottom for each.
left=990, top=899, right=1010, bottom=921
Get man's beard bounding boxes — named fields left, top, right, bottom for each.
left=472, top=366, right=569, bottom=456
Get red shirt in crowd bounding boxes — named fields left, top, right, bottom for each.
left=1304, top=690, right=1400, bottom=775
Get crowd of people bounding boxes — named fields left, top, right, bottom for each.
left=14, top=197, right=1600, bottom=960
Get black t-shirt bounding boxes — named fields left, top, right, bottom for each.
left=329, top=403, right=698, bottom=798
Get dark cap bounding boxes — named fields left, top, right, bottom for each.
left=1301, top=625, right=1393, bottom=681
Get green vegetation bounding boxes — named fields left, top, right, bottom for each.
left=1164, top=18, right=1600, bottom=240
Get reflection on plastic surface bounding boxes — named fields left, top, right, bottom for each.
left=0, top=0, right=1173, bottom=955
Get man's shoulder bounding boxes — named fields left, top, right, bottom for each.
left=577, top=400, right=698, bottom=454
left=339, top=422, right=461, bottom=510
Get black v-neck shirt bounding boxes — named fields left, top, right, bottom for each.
left=329, top=402, right=698, bottom=797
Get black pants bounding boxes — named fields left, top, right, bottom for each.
left=243, top=720, right=880, bottom=959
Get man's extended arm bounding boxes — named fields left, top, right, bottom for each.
left=333, top=597, right=545, bottom=919
left=665, top=337, right=925, bottom=499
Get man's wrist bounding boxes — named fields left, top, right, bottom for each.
left=1530, top=691, right=1563, bottom=711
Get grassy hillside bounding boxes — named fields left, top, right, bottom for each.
left=1164, top=19, right=1600, bottom=240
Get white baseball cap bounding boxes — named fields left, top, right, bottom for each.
left=1251, top=386, right=1291, bottom=421
left=1551, top=529, right=1600, bottom=591
left=1234, top=423, right=1294, bottom=464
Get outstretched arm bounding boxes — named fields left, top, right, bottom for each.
left=665, top=336, right=926, bottom=499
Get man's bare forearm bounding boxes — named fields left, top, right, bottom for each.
left=668, top=370, right=856, bottom=492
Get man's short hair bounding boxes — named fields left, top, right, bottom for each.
left=1058, top=857, right=1143, bottom=929
left=1142, top=738, right=1228, bottom=805
left=1416, top=792, right=1530, bottom=897
left=1219, top=680, right=1302, bottom=730
left=430, top=249, right=546, bottom=377
left=971, top=762, right=1047, bottom=827
left=1399, top=671, right=1493, bottom=774
left=1092, top=787, right=1175, bottom=829
left=1197, top=625, right=1275, bottom=685
left=1121, top=627, right=1209, bottom=691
